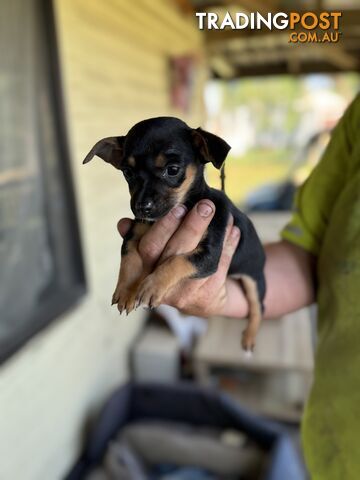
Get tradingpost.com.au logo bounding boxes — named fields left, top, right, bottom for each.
left=195, top=12, right=342, bottom=43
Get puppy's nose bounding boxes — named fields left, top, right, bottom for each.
left=136, top=200, right=154, bottom=217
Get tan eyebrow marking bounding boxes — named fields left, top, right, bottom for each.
left=128, top=156, right=136, bottom=167
left=155, top=153, right=166, bottom=168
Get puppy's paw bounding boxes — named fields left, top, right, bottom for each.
left=111, top=289, right=120, bottom=306
left=135, top=275, right=164, bottom=310
left=241, top=329, right=255, bottom=353
left=112, top=287, right=137, bottom=315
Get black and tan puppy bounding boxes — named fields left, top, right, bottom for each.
left=84, top=117, right=266, bottom=351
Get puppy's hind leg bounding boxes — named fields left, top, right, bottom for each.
left=134, top=254, right=197, bottom=309
left=135, top=240, right=221, bottom=310
left=238, top=275, right=262, bottom=352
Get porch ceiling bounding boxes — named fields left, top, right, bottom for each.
left=176, top=0, right=360, bottom=78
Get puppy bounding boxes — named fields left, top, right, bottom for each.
left=84, top=117, right=266, bottom=351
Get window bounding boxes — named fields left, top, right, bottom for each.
left=0, top=0, right=86, bottom=363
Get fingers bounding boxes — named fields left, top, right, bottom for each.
left=117, top=218, right=133, bottom=238
left=160, top=200, right=216, bottom=261
left=138, top=204, right=187, bottom=265
left=217, top=223, right=241, bottom=277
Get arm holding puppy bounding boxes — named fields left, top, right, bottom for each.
left=118, top=200, right=316, bottom=320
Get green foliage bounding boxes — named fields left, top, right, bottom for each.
left=219, top=75, right=303, bottom=134
left=207, top=73, right=360, bottom=204
left=206, top=148, right=291, bottom=204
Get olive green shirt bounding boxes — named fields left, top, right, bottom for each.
left=281, top=94, right=360, bottom=479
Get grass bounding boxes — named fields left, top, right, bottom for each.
left=206, top=148, right=291, bottom=205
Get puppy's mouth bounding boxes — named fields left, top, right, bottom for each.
left=132, top=192, right=182, bottom=222
left=133, top=204, right=174, bottom=222
left=135, top=215, right=160, bottom=222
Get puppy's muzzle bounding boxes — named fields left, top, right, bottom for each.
left=134, top=199, right=154, bottom=218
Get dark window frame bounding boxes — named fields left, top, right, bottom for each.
left=0, top=0, right=86, bottom=364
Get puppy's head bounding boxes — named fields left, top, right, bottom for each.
left=83, top=117, right=230, bottom=220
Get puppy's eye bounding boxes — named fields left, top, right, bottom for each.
left=166, top=165, right=180, bottom=177
left=122, top=168, right=134, bottom=181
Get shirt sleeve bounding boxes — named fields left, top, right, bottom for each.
left=281, top=94, right=360, bottom=256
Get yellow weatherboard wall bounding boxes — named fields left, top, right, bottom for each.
left=0, top=1, right=205, bottom=479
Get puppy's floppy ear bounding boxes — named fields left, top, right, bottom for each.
left=192, top=127, right=231, bottom=169
left=83, top=136, right=125, bottom=170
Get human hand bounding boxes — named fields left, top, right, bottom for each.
left=118, top=200, right=245, bottom=318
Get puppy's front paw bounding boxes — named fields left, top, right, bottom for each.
left=111, top=289, right=120, bottom=306
left=135, top=275, right=164, bottom=310
left=112, top=287, right=137, bottom=315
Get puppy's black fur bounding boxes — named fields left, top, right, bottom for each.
left=84, top=117, right=266, bottom=350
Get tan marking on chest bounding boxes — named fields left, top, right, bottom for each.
left=133, top=221, right=151, bottom=239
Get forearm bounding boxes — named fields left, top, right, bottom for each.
left=221, top=240, right=316, bottom=319
left=262, top=240, right=316, bottom=317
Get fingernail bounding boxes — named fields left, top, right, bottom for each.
left=197, top=201, right=214, bottom=218
left=172, top=204, right=187, bottom=219
left=231, top=226, right=240, bottom=239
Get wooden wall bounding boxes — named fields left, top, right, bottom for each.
left=0, top=2, right=205, bottom=479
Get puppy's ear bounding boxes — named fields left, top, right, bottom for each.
left=192, top=128, right=231, bottom=169
left=83, top=136, right=125, bottom=170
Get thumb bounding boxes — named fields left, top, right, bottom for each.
left=117, top=218, right=133, bottom=238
